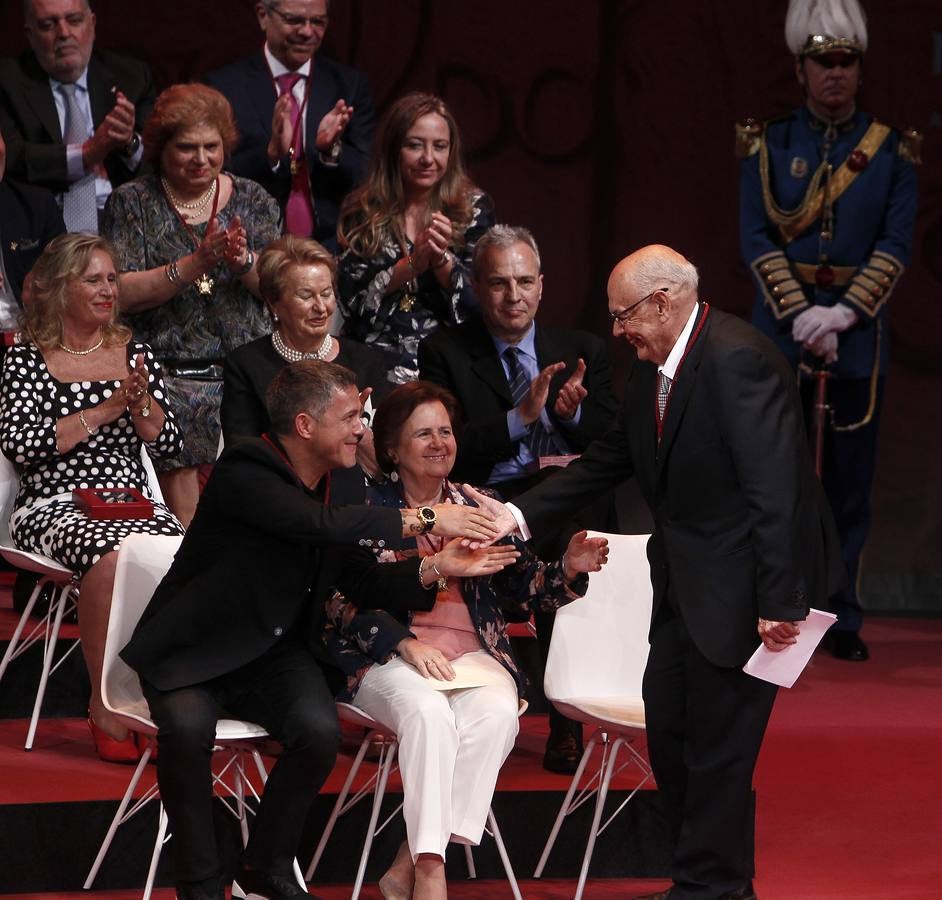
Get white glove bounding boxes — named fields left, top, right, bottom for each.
left=792, top=304, right=858, bottom=344
left=805, top=329, right=839, bottom=364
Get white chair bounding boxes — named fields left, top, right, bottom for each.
left=533, top=531, right=655, bottom=900
left=83, top=533, right=303, bottom=900
left=0, top=446, right=167, bottom=750
left=306, top=702, right=524, bottom=900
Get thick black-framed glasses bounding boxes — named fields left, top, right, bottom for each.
left=610, top=287, right=670, bottom=325
left=265, top=4, right=329, bottom=29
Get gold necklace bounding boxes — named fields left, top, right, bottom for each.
left=58, top=334, right=104, bottom=355
left=160, top=176, right=217, bottom=219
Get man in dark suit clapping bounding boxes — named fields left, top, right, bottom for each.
left=0, top=0, right=154, bottom=234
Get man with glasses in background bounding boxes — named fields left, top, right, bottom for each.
left=0, top=0, right=154, bottom=235
left=206, top=0, right=375, bottom=250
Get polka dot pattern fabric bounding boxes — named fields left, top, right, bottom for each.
left=0, top=341, right=185, bottom=576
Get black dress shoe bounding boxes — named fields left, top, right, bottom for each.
left=721, top=881, right=756, bottom=899
left=235, top=867, right=313, bottom=899
left=175, top=876, right=225, bottom=900
left=543, top=730, right=584, bottom=775
left=829, top=631, right=869, bottom=661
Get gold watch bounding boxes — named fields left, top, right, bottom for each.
left=416, top=505, right=437, bottom=534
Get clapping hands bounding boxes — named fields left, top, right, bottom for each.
left=562, top=530, right=609, bottom=582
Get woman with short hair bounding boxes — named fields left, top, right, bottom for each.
left=103, top=83, right=280, bottom=525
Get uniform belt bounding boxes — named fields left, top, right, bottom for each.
left=162, top=360, right=225, bottom=380
left=793, top=262, right=856, bottom=286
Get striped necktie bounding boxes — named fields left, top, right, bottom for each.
left=503, top=346, right=565, bottom=458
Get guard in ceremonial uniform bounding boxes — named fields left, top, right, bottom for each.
left=738, top=0, right=919, bottom=662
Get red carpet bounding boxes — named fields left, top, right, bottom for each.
left=2, top=612, right=940, bottom=897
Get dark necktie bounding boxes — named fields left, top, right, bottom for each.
left=59, top=83, right=98, bottom=234
left=275, top=73, right=316, bottom=237
left=503, top=346, right=565, bottom=458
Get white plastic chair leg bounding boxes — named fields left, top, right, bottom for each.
left=0, top=578, right=46, bottom=680
left=463, top=843, right=476, bottom=878
left=305, top=733, right=372, bottom=880
left=487, top=809, right=523, bottom=900
left=25, top=582, right=74, bottom=750
left=84, top=746, right=152, bottom=888
left=534, top=732, right=599, bottom=878
left=351, top=742, right=398, bottom=900
left=142, top=803, right=169, bottom=900
left=574, top=736, right=626, bottom=900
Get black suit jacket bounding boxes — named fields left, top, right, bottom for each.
left=0, top=49, right=155, bottom=193
left=205, top=51, right=374, bottom=247
left=514, top=307, right=843, bottom=668
left=121, top=436, right=434, bottom=691
left=418, top=319, right=618, bottom=487
left=0, top=178, right=64, bottom=303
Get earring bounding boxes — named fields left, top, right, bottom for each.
left=271, top=312, right=279, bottom=322
left=389, top=470, right=399, bottom=482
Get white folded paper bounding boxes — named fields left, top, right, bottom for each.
left=742, top=608, right=837, bottom=688
left=415, top=652, right=495, bottom=691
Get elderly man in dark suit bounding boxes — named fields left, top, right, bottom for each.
left=476, top=244, right=841, bottom=900
left=205, top=0, right=374, bottom=249
left=0, top=0, right=154, bottom=235
left=419, top=223, right=618, bottom=774
left=121, top=360, right=503, bottom=900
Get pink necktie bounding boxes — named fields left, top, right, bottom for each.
left=275, top=73, right=316, bottom=237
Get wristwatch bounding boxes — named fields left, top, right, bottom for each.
left=124, top=132, right=141, bottom=158
left=416, top=505, right=437, bottom=534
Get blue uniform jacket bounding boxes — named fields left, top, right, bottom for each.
left=739, top=107, right=917, bottom=378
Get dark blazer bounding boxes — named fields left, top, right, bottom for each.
left=418, top=319, right=618, bottom=487
left=513, top=306, right=843, bottom=668
left=205, top=51, right=375, bottom=247
left=121, top=436, right=434, bottom=692
left=0, top=178, right=64, bottom=304
left=0, top=49, right=155, bottom=193
left=221, top=334, right=391, bottom=444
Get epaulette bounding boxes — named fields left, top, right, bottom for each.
left=898, top=127, right=923, bottom=166
left=735, top=118, right=763, bottom=159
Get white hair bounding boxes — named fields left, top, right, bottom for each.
left=630, top=253, right=699, bottom=298
left=785, top=0, right=868, bottom=55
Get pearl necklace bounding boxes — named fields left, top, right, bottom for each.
left=271, top=329, right=333, bottom=362
left=160, top=176, right=217, bottom=220
left=58, top=334, right=104, bottom=356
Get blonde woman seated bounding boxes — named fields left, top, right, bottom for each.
left=325, top=381, right=608, bottom=899
left=0, top=234, right=184, bottom=762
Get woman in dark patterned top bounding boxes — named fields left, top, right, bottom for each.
left=324, top=381, right=608, bottom=900
left=103, top=84, right=280, bottom=526
left=0, top=234, right=183, bottom=763
left=336, top=93, right=495, bottom=384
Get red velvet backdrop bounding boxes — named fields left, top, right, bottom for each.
left=3, top=0, right=940, bottom=610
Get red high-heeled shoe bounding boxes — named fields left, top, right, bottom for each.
left=87, top=716, right=142, bottom=764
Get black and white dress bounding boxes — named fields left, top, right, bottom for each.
left=0, top=341, right=185, bottom=576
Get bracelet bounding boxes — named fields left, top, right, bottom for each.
left=135, top=393, right=152, bottom=418
left=234, top=250, right=255, bottom=277
left=430, top=555, right=448, bottom=592
left=78, top=409, right=97, bottom=436
left=432, top=251, right=451, bottom=270
left=418, top=554, right=435, bottom=589
left=165, top=261, right=183, bottom=285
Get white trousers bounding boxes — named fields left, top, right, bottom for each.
left=354, top=650, right=520, bottom=860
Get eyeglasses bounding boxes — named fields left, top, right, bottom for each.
left=610, top=287, right=670, bottom=325
left=265, top=4, right=329, bottom=29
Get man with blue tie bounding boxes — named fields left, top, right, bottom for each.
left=738, top=0, right=919, bottom=661
left=205, top=0, right=375, bottom=249
left=0, top=0, right=154, bottom=235
left=419, top=224, right=618, bottom=773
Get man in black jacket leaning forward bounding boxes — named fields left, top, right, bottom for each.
left=122, top=361, right=502, bottom=900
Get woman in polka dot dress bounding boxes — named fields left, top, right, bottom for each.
left=0, top=234, right=185, bottom=763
